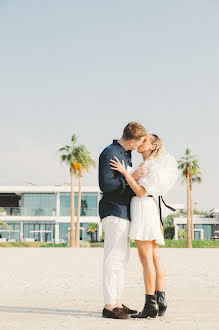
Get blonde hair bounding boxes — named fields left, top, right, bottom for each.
left=122, top=122, right=146, bottom=141
left=148, top=134, right=164, bottom=160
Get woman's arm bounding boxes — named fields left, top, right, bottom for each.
left=110, top=157, right=147, bottom=198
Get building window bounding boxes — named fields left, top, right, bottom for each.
left=60, top=192, right=98, bottom=216
left=203, top=225, right=211, bottom=240
left=0, top=223, right=20, bottom=240
left=23, top=222, right=54, bottom=242
left=23, top=193, right=56, bottom=216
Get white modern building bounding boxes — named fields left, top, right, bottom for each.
left=0, top=185, right=103, bottom=243
left=3, top=184, right=214, bottom=243
left=174, top=209, right=219, bottom=240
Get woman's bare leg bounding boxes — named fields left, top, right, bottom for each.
left=135, top=240, right=156, bottom=295
left=152, top=240, right=164, bottom=291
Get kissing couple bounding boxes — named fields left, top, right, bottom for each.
left=98, top=121, right=179, bottom=320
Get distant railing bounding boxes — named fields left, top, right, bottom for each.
left=60, top=207, right=98, bottom=217
left=0, top=206, right=98, bottom=217
left=0, top=207, right=57, bottom=217
left=23, top=208, right=57, bottom=216
left=0, top=207, right=21, bottom=216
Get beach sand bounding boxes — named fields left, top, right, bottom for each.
left=0, top=248, right=218, bottom=330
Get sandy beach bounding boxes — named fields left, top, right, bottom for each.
left=0, top=247, right=218, bottom=330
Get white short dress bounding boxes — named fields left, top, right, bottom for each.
left=128, top=151, right=179, bottom=245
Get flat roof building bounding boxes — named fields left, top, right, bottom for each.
left=174, top=209, right=219, bottom=240
left=3, top=184, right=214, bottom=243
left=0, top=185, right=102, bottom=243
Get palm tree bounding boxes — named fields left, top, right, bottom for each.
left=59, top=134, right=96, bottom=248
left=59, top=134, right=79, bottom=248
left=73, top=147, right=96, bottom=248
left=178, top=148, right=200, bottom=248
left=189, top=165, right=202, bottom=239
left=87, top=223, right=99, bottom=243
left=178, top=228, right=185, bottom=240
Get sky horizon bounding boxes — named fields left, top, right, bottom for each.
left=0, top=1, right=218, bottom=211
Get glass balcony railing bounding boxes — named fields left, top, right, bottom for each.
left=0, top=207, right=21, bottom=216
left=23, top=208, right=57, bottom=216
left=0, top=206, right=98, bottom=217
left=60, top=207, right=98, bottom=217
left=0, top=207, right=57, bottom=217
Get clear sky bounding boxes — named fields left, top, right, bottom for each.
left=0, top=0, right=218, bottom=211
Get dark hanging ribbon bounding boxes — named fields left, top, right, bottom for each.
left=158, top=196, right=176, bottom=226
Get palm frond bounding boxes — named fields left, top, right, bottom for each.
left=59, top=135, right=95, bottom=175
left=0, top=221, right=12, bottom=231
left=178, top=148, right=202, bottom=185
left=58, top=147, right=67, bottom=152
left=71, top=134, right=77, bottom=143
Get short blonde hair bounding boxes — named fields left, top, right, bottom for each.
left=122, top=122, right=146, bottom=141
left=148, top=134, right=164, bottom=160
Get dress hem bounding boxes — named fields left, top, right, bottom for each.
left=129, top=235, right=165, bottom=245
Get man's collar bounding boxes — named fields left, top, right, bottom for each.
left=113, top=139, right=132, bottom=156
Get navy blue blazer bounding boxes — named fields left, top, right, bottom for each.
left=98, top=139, right=136, bottom=221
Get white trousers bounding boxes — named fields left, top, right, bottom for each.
left=102, top=216, right=130, bottom=305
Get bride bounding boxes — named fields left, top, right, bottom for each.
left=110, top=134, right=179, bottom=319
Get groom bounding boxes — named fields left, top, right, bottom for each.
left=98, top=122, right=148, bottom=319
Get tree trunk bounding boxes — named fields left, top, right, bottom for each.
left=186, top=166, right=192, bottom=248
left=190, top=178, right=194, bottom=240
left=70, top=169, right=75, bottom=247
left=75, top=171, right=82, bottom=248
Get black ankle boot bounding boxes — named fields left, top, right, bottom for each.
left=131, top=294, right=158, bottom=319
left=155, top=290, right=167, bottom=316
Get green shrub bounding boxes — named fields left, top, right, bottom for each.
left=90, top=242, right=104, bottom=248
left=100, top=230, right=105, bottom=242
left=164, top=226, right=175, bottom=239
left=41, top=241, right=91, bottom=248
left=130, top=239, right=219, bottom=248
left=163, top=214, right=175, bottom=239
left=0, top=242, right=46, bottom=248
left=41, top=243, right=67, bottom=247
left=178, top=228, right=185, bottom=239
